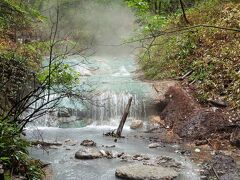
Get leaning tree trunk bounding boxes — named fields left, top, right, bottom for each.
left=116, top=97, right=133, bottom=137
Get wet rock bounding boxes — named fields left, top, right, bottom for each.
left=149, top=115, right=165, bottom=126
left=130, top=120, right=143, bottom=129
left=75, top=148, right=102, bottom=159
left=105, top=145, right=116, bottom=148
left=105, top=151, right=113, bottom=159
left=132, top=154, right=150, bottom=161
left=195, top=140, right=208, bottom=146
left=112, top=151, right=120, bottom=158
left=120, top=154, right=132, bottom=161
left=57, top=108, right=71, bottom=117
left=211, top=152, right=239, bottom=179
left=115, top=164, right=180, bottom=180
left=99, top=150, right=108, bottom=157
left=175, top=149, right=191, bottom=156
left=154, top=156, right=182, bottom=169
left=80, top=140, right=96, bottom=147
left=64, top=139, right=76, bottom=146
left=117, top=152, right=124, bottom=158
left=148, top=143, right=161, bottom=148
left=42, top=164, right=54, bottom=180
left=230, top=127, right=240, bottom=148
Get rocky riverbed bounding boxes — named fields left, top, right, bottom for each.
left=27, top=126, right=200, bottom=180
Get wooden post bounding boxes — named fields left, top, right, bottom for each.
left=116, top=97, right=133, bottom=137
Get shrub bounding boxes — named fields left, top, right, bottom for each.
left=0, top=120, right=43, bottom=179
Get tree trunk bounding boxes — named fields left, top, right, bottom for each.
left=179, top=0, right=189, bottom=24
left=0, top=164, right=4, bottom=180
left=116, top=97, right=133, bottom=137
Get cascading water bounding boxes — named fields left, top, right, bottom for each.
left=89, top=91, right=147, bottom=125
left=27, top=55, right=155, bottom=128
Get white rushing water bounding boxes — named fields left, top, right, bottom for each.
left=27, top=55, right=156, bottom=128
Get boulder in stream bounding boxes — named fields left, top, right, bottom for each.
left=75, top=148, right=102, bottom=159
left=130, top=120, right=143, bottom=129
left=115, top=164, right=180, bottom=180
left=80, top=139, right=96, bottom=147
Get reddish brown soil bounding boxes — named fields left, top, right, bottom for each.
left=157, top=84, right=238, bottom=149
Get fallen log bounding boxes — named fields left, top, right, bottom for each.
left=31, top=140, right=62, bottom=147
left=116, top=97, right=133, bottom=137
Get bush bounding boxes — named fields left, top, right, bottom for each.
left=0, top=120, right=43, bottom=179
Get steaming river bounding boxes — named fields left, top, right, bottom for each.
left=25, top=0, right=202, bottom=179
left=26, top=55, right=200, bottom=180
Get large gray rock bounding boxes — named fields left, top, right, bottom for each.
left=130, top=120, right=143, bottom=129
left=115, top=164, right=180, bottom=180
left=75, top=148, right=102, bottom=159
left=57, top=108, right=71, bottom=117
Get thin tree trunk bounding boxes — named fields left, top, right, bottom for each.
left=116, top=97, right=133, bottom=137
left=179, top=0, right=189, bottom=24
left=0, top=164, right=4, bottom=180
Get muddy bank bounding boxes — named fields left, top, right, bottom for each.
left=153, top=83, right=239, bottom=146
left=151, top=82, right=240, bottom=179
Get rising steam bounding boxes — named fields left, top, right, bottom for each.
left=39, top=0, right=136, bottom=56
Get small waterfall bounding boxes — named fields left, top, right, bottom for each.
left=89, top=91, right=147, bottom=125
left=25, top=56, right=155, bottom=128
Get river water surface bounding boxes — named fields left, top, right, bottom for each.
left=26, top=55, right=200, bottom=180
left=26, top=1, right=201, bottom=179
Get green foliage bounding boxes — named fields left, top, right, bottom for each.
left=0, top=120, right=43, bottom=179
left=138, top=0, right=240, bottom=110
left=0, top=0, right=44, bottom=32
left=125, top=0, right=200, bottom=34
left=38, top=62, right=80, bottom=87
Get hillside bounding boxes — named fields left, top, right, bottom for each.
left=138, top=0, right=239, bottom=114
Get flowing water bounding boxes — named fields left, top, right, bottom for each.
left=26, top=55, right=200, bottom=180
left=28, top=55, right=155, bottom=127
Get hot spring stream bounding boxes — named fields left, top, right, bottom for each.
left=26, top=55, right=200, bottom=180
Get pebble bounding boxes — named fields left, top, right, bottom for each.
left=195, top=148, right=201, bottom=153
left=148, top=143, right=161, bottom=148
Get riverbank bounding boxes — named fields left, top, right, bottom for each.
left=150, top=80, right=240, bottom=179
